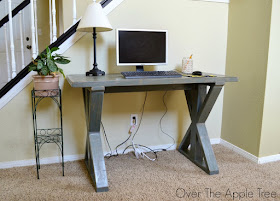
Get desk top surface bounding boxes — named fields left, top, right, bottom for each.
left=66, top=73, right=238, bottom=88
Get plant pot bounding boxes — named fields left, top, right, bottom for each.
left=33, top=75, right=59, bottom=96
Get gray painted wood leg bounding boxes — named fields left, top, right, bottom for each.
left=178, top=84, right=223, bottom=175
left=83, top=87, right=109, bottom=192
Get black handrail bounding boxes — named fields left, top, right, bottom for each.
left=101, top=0, right=113, bottom=7
left=0, top=0, right=111, bottom=99
left=0, top=0, right=30, bottom=29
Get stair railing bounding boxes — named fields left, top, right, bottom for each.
left=73, top=0, right=77, bottom=24
left=0, top=0, right=64, bottom=86
left=7, top=0, right=17, bottom=78
left=3, top=1, right=11, bottom=82
left=0, top=0, right=111, bottom=97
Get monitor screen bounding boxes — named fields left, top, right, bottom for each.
left=116, top=29, right=168, bottom=66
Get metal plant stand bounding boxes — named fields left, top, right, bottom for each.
left=31, top=89, right=64, bottom=179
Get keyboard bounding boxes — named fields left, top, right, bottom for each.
left=121, top=71, right=182, bottom=79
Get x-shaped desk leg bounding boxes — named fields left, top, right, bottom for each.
left=83, top=87, right=109, bottom=192
left=178, top=84, right=223, bottom=175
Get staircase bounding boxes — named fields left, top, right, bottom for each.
left=0, top=0, right=113, bottom=100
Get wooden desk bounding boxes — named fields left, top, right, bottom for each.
left=66, top=73, right=237, bottom=192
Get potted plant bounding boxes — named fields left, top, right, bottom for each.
left=28, top=46, right=70, bottom=91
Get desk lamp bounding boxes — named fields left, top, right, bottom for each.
left=77, top=0, right=112, bottom=76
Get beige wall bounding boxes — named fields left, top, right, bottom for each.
left=37, top=0, right=49, bottom=52
left=37, top=0, right=60, bottom=52
left=62, top=0, right=92, bottom=31
left=221, top=0, right=272, bottom=156
left=259, top=0, right=280, bottom=157
left=0, top=0, right=229, bottom=162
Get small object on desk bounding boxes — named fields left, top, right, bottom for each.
left=205, top=75, right=216, bottom=77
left=192, top=71, right=202, bottom=76
left=182, top=54, right=193, bottom=74
left=179, top=71, right=216, bottom=78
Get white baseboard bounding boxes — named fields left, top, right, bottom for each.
left=258, top=154, right=280, bottom=164
left=0, top=140, right=219, bottom=169
left=220, top=139, right=280, bottom=164
left=109, top=143, right=177, bottom=156
left=2, top=138, right=278, bottom=169
left=220, top=139, right=259, bottom=163
left=0, top=154, right=84, bottom=169
left=210, top=138, right=221, bottom=145
left=193, top=0, right=230, bottom=3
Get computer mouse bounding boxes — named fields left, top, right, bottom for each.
left=192, top=71, right=202, bottom=76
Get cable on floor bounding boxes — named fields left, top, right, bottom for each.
left=102, top=91, right=175, bottom=160
left=102, top=92, right=150, bottom=159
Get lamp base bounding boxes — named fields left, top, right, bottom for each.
left=86, top=68, right=105, bottom=76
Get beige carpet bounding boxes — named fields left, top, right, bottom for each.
left=0, top=145, right=280, bottom=201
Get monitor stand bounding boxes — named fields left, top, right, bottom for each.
left=136, top=66, right=144, bottom=72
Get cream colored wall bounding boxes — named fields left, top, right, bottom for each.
left=0, top=0, right=229, bottom=162
left=221, top=0, right=272, bottom=156
left=96, top=0, right=229, bottom=141
left=36, top=0, right=60, bottom=52
left=62, top=0, right=92, bottom=31
left=37, top=0, right=50, bottom=52
left=259, top=0, right=280, bottom=157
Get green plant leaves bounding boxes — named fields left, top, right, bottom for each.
left=54, top=53, right=71, bottom=64
left=46, top=47, right=52, bottom=59
left=55, top=58, right=70, bottom=64
left=47, top=59, right=58, bottom=72
left=28, top=46, right=70, bottom=77
left=58, top=68, right=65, bottom=78
left=51, top=47, right=59, bottom=53
left=39, top=52, right=46, bottom=59
left=37, top=60, right=43, bottom=70
left=28, top=63, right=37, bottom=72
left=41, top=66, right=49, bottom=75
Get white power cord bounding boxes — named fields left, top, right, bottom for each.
left=127, top=117, right=156, bottom=161
left=126, top=92, right=157, bottom=161
left=131, top=141, right=156, bottom=161
left=103, top=91, right=174, bottom=161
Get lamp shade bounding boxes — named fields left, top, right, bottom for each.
left=77, top=1, right=112, bottom=32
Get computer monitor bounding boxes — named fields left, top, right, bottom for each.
left=116, top=29, right=168, bottom=71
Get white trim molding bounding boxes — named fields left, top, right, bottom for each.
left=220, top=139, right=280, bottom=164
left=103, top=0, right=125, bottom=15
left=258, top=154, right=280, bottom=164
left=1, top=138, right=279, bottom=169
left=210, top=138, right=221, bottom=145
left=0, top=154, right=84, bottom=169
left=193, top=0, right=229, bottom=3
left=220, top=139, right=258, bottom=163
left=56, top=32, right=86, bottom=55
left=0, top=140, right=220, bottom=169
left=0, top=0, right=125, bottom=110
left=0, top=72, right=36, bottom=110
